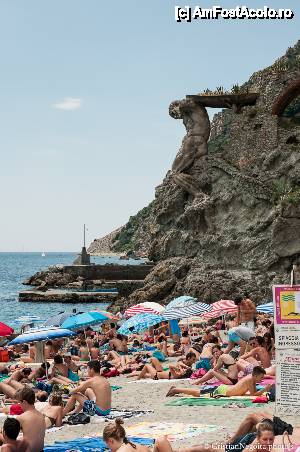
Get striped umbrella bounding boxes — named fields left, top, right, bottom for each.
left=118, top=313, right=165, bottom=335
left=203, top=300, right=237, bottom=319
left=167, top=296, right=198, bottom=309
left=163, top=301, right=211, bottom=320
left=125, top=302, right=165, bottom=318
left=256, top=302, right=274, bottom=314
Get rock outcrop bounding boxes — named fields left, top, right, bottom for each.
left=110, top=41, right=300, bottom=311
left=87, top=228, right=122, bottom=255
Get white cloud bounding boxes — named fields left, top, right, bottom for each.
left=52, top=97, right=82, bottom=111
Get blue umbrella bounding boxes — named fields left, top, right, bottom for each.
left=256, top=302, right=274, bottom=314
left=61, top=311, right=109, bottom=330
left=8, top=327, right=75, bottom=345
left=166, top=296, right=198, bottom=309
left=118, top=313, right=165, bottom=335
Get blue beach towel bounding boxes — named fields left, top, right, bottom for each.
left=45, top=436, right=154, bottom=451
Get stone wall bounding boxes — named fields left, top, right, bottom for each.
left=62, top=264, right=154, bottom=281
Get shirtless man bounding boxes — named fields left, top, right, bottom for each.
left=166, top=366, right=272, bottom=398
left=15, top=387, right=46, bottom=452
left=240, top=336, right=271, bottom=368
left=235, top=295, right=256, bottom=330
left=0, top=418, right=29, bottom=452
left=5, top=368, right=31, bottom=385
left=109, top=334, right=128, bottom=354
left=63, top=360, right=111, bottom=416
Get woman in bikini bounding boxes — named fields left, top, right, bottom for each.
left=40, top=393, right=64, bottom=428
left=191, top=345, right=239, bottom=386
left=103, top=417, right=173, bottom=452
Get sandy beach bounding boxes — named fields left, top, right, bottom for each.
left=0, top=375, right=294, bottom=449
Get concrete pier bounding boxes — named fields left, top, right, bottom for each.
left=19, top=289, right=118, bottom=303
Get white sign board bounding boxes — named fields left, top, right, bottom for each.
left=273, top=285, right=300, bottom=347
left=275, top=348, right=300, bottom=415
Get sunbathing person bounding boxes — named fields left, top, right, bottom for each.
left=28, top=362, right=50, bottom=381
left=5, top=368, right=32, bottom=384
left=166, top=366, right=272, bottom=397
left=0, top=418, right=29, bottom=452
left=136, top=354, right=195, bottom=380
left=192, top=345, right=239, bottom=386
left=49, top=354, right=72, bottom=384
left=63, top=360, right=111, bottom=416
left=240, top=336, right=271, bottom=368
left=20, top=344, right=36, bottom=363
left=63, top=353, right=80, bottom=382
left=103, top=417, right=173, bottom=452
left=196, top=337, right=219, bottom=371
left=90, top=341, right=100, bottom=360
left=39, top=393, right=63, bottom=428
left=185, top=422, right=275, bottom=452
left=78, top=340, right=90, bottom=361
left=15, top=387, right=46, bottom=452
left=109, top=334, right=128, bottom=355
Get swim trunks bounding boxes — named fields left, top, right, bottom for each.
left=213, top=384, right=228, bottom=396
left=95, top=406, right=111, bottom=416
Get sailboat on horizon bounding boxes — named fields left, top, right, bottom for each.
left=41, top=252, right=46, bottom=257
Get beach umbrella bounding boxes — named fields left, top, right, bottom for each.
left=256, top=302, right=274, bottom=314
left=44, top=312, right=74, bottom=327
left=118, top=313, right=165, bottom=335
left=166, top=295, right=198, bottom=309
left=163, top=301, right=212, bottom=320
left=124, top=302, right=165, bottom=318
left=202, top=299, right=237, bottom=319
left=8, top=326, right=75, bottom=345
left=9, top=327, right=75, bottom=377
left=61, top=311, right=110, bottom=330
left=0, top=322, right=14, bottom=337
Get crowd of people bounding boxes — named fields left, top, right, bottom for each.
left=0, top=294, right=293, bottom=452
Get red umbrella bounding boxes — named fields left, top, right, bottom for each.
left=203, top=300, right=237, bottom=319
left=0, top=322, right=14, bottom=336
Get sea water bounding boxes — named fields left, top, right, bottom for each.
left=0, top=252, right=144, bottom=327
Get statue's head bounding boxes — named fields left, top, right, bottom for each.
left=169, top=100, right=182, bottom=119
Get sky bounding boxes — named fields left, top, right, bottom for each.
left=0, top=0, right=299, bottom=251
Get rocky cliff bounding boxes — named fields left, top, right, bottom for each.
left=108, top=41, right=300, bottom=311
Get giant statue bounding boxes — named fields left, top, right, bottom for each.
left=169, top=98, right=211, bottom=197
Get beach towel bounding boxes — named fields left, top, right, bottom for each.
left=166, top=397, right=262, bottom=407
left=126, top=422, right=220, bottom=441
left=44, top=436, right=154, bottom=451
left=92, top=408, right=153, bottom=421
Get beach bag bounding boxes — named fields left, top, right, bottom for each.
left=67, top=413, right=90, bottom=425
left=83, top=400, right=96, bottom=416
left=273, top=416, right=293, bottom=436
left=0, top=350, right=9, bottom=362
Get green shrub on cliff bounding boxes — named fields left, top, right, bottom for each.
left=112, top=201, right=155, bottom=252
